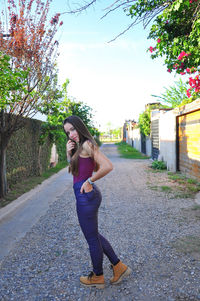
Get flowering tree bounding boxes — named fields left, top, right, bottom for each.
left=143, top=0, right=200, bottom=98
left=0, top=0, right=62, bottom=199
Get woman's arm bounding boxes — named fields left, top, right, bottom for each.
left=80, top=141, right=113, bottom=193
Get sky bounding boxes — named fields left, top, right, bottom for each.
left=52, top=0, right=183, bottom=131
left=2, top=0, right=182, bottom=131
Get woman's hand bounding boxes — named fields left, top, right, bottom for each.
left=66, top=139, right=76, bottom=156
left=80, top=181, right=93, bottom=194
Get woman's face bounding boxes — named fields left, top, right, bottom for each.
left=64, top=122, right=80, bottom=143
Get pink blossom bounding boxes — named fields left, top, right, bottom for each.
left=149, top=46, right=155, bottom=53
left=186, top=89, right=191, bottom=98
left=157, top=38, right=161, bottom=43
left=178, top=51, right=187, bottom=60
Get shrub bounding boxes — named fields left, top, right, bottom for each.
left=151, top=160, right=167, bottom=170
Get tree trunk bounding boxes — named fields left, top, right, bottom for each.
left=0, top=110, right=10, bottom=201
left=0, top=144, right=7, bottom=200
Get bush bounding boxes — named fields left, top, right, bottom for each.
left=151, top=160, right=167, bottom=170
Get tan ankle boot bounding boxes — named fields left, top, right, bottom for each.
left=80, top=271, right=105, bottom=289
left=110, top=261, right=131, bottom=284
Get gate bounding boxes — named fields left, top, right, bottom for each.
left=141, top=133, right=146, bottom=154
left=177, top=109, right=200, bottom=180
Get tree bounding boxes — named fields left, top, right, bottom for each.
left=151, top=78, right=195, bottom=108
left=146, top=0, right=200, bottom=97
left=138, top=109, right=151, bottom=137
left=0, top=0, right=62, bottom=199
left=65, top=1, right=170, bottom=41
left=38, top=78, right=99, bottom=162
left=138, top=103, right=166, bottom=136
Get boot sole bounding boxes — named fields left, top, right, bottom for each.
left=110, top=267, right=132, bottom=285
left=80, top=282, right=105, bottom=289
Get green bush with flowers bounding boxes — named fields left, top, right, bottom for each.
left=129, top=0, right=200, bottom=99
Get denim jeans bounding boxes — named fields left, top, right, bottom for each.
left=73, top=179, right=119, bottom=275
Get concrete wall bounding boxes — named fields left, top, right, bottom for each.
left=132, top=128, right=141, bottom=152
left=158, top=110, right=177, bottom=171
left=153, top=98, right=200, bottom=173
left=50, top=143, right=58, bottom=167
left=125, top=122, right=150, bottom=154
left=146, top=137, right=152, bottom=157
left=124, top=99, right=200, bottom=177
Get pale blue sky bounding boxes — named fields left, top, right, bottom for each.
left=52, top=0, right=182, bottom=130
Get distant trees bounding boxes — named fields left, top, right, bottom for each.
left=38, top=78, right=99, bottom=161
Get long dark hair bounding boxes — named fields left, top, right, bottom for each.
left=63, top=115, right=99, bottom=175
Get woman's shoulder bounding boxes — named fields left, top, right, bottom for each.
left=82, top=140, right=98, bottom=155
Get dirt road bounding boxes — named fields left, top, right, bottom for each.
left=0, top=144, right=200, bottom=300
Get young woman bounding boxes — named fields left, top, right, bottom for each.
left=63, top=115, right=131, bottom=289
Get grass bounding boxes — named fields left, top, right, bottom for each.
left=151, top=160, right=167, bottom=170
left=149, top=185, right=159, bottom=191
left=167, top=172, right=200, bottom=199
left=191, top=204, right=200, bottom=211
left=171, top=235, right=200, bottom=257
left=161, top=185, right=172, bottom=192
left=0, top=161, right=68, bottom=208
left=147, top=169, right=200, bottom=199
left=116, top=141, right=149, bottom=159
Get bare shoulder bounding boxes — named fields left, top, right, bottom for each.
left=82, top=140, right=98, bottom=156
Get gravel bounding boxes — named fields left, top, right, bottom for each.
left=0, top=144, right=200, bottom=301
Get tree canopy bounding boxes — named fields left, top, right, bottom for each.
left=0, top=0, right=63, bottom=119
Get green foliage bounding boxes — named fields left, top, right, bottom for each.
left=138, top=108, right=151, bottom=137
left=152, top=78, right=192, bottom=108
left=143, top=0, right=200, bottom=70
left=38, top=77, right=100, bottom=161
left=128, top=0, right=200, bottom=98
left=0, top=53, right=28, bottom=110
left=151, top=160, right=167, bottom=170
left=6, top=117, right=52, bottom=187
left=138, top=103, right=167, bottom=137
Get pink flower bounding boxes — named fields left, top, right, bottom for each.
left=186, top=68, right=191, bottom=73
left=157, top=38, right=161, bottom=43
left=186, top=89, right=191, bottom=98
left=59, top=21, right=63, bottom=26
left=149, top=46, right=155, bottom=53
left=149, top=45, right=159, bottom=53
left=180, top=72, right=186, bottom=75
left=178, top=51, right=187, bottom=60
left=167, top=69, right=172, bottom=73
left=173, top=63, right=179, bottom=70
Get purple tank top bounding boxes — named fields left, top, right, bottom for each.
left=73, top=156, right=95, bottom=184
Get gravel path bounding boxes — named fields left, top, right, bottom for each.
left=0, top=144, right=200, bottom=301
